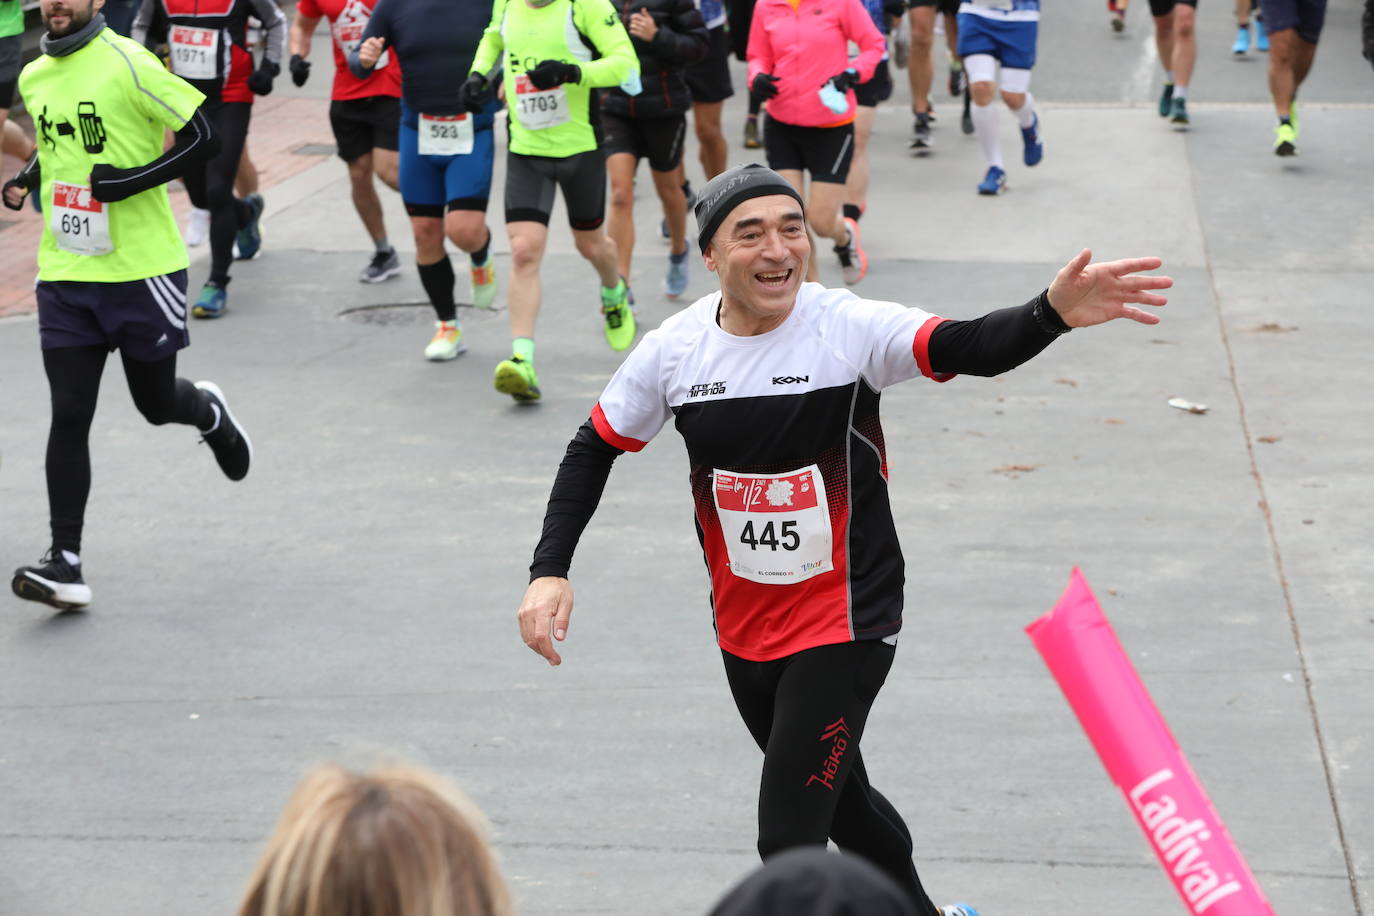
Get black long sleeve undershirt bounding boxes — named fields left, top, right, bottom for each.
left=89, top=106, right=219, bottom=203
left=527, top=292, right=1070, bottom=581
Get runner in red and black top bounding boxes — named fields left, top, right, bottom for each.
left=515, top=164, right=1173, bottom=916
left=288, top=0, right=403, bottom=283
left=133, top=0, right=285, bottom=318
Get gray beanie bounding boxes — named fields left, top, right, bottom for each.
left=695, top=164, right=805, bottom=253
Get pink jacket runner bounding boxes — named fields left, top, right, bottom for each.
left=746, top=0, right=886, bottom=128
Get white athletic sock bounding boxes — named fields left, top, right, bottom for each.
left=61, top=549, right=80, bottom=567
left=1012, top=93, right=1037, bottom=128
left=1164, top=70, right=1175, bottom=84
left=1173, top=86, right=1188, bottom=101
left=971, top=101, right=1003, bottom=169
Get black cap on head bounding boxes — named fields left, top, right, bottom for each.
left=695, top=163, right=805, bottom=253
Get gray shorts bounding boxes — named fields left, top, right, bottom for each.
left=503, top=149, right=606, bottom=230
left=0, top=33, right=23, bottom=107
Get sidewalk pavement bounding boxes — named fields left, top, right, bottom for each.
left=1, top=2, right=1371, bottom=914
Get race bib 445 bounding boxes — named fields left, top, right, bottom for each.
left=713, top=466, right=833, bottom=585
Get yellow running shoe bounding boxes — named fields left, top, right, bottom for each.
left=1274, top=121, right=1298, bottom=157
left=494, top=355, right=541, bottom=402
left=600, top=279, right=636, bottom=352
left=471, top=259, right=498, bottom=309
left=423, top=321, right=466, bottom=361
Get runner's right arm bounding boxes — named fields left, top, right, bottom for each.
left=2, top=152, right=39, bottom=210
left=348, top=0, right=390, bottom=78
left=573, top=0, right=638, bottom=87
left=131, top=0, right=155, bottom=45
left=287, top=0, right=322, bottom=85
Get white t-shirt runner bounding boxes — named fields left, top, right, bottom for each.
left=591, top=283, right=953, bottom=662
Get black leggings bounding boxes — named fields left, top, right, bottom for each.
left=183, top=100, right=253, bottom=285
left=44, top=346, right=212, bottom=554
left=723, top=641, right=939, bottom=916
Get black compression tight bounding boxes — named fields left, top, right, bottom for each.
left=183, top=101, right=253, bottom=285
left=722, top=641, right=940, bottom=916
left=43, top=346, right=212, bottom=554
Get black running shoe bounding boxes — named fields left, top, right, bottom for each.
left=12, top=550, right=92, bottom=610
left=910, top=113, right=933, bottom=154
left=195, top=381, right=252, bottom=481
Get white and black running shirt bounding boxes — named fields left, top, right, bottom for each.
left=591, top=283, right=952, bottom=661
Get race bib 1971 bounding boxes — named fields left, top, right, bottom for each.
left=514, top=74, right=570, bottom=131
left=713, top=466, right=833, bottom=585
left=50, top=182, right=112, bottom=256
left=418, top=113, right=474, bottom=156
left=169, top=24, right=219, bottom=80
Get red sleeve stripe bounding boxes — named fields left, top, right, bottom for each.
left=913, top=316, right=957, bottom=383
left=592, top=403, right=649, bottom=452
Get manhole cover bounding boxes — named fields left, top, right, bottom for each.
left=339, top=302, right=498, bottom=325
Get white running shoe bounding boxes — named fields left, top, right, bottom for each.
left=471, top=259, right=498, bottom=309
left=424, top=321, right=466, bottom=361
left=184, top=207, right=210, bottom=247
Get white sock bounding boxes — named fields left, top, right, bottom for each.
left=1164, top=70, right=1175, bottom=84
left=1012, top=93, right=1037, bottom=128
left=61, top=549, right=80, bottom=567
left=971, top=101, right=1003, bottom=169
left=1173, top=85, right=1188, bottom=101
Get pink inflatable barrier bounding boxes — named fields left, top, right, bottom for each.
left=1026, top=568, right=1274, bottom=915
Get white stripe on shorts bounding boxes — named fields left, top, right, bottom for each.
left=151, top=274, right=186, bottom=318
left=144, top=278, right=187, bottom=330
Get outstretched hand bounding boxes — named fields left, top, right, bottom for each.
left=1046, top=249, right=1171, bottom=328
left=518, top=576, right=575, bottom=666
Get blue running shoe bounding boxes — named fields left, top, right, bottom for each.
left=1158, top=82, right=1174, bottom=117
left=1170, top=96, right=1189, bottom=125
left=941, top=906, right=982, bottom=916
left=1021, top=113, right=1043, bottom=166
left=1232, top=24, right=1250, bottom=54
left=235, top=193, right=264, bottom=260
left=664, top=250, right=689, bottom=298
left=977, top=166, right=1006, bottom=196
left=192, top=281, right=227, bottom=319
left=1256, top=16, right=1268, bottom=50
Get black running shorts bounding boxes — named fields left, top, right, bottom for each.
left=763, top=117, right=855, bottom=184
left=601, top=111, right=688, bottom=172
left=329, top=95, right=401, bottom=163
left=908, top=0, right=959, bottom=14
left=854, top=60, right=893, bottom=107
left=1259, top=0, right=1325, bottom=42
left=504, top=149, right=607, bottom=230
left=685, top=25, right=734, bottom=104
left=1149, top=0, right=1198, bottom=16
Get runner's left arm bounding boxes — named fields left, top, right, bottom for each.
left=2, top=152, right=40, bottom=210
left=576, top=0, right=639, bottom=87
left=349, top=0, right=391, bottom=77
left=89, top=50, right=217, bottom=203
left=841, top=0, right=886, bottom=82
left=246, top=0, right=287, bottom=92
left=131, top=0, right=156, bottom=46
left=470, top=0, right=508, bottom=77
left=90, top=105, right=219, bottom=203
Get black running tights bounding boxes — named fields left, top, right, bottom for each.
left=722, top=640, right=939, bottom=916
left=183, top=101, right=253, bottom=285
left=44, top=346, right=211, bottom=554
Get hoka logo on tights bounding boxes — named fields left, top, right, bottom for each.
left=805, top=717, right=850, bottom=791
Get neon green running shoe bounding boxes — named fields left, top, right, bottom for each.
left=1274, top=122, right=1298, bottom=157
left=1288, top=101, right=1300, bottom=138
left=600, top=279, right=636, bottom=351
left=494, top=355, right=541, bottom=402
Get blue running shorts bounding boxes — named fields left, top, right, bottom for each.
left=399, top=101, right=495, bottom=217
left=956, top=13, right=1038, bottom=70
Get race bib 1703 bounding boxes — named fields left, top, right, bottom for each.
left=514, top=74, right=570, bottom=131
left=713, top=465, right=833, bottom=585
left=50, top=182, right=112, bottom=256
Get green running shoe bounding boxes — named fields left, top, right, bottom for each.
left=1158, top=83, right=1174, bottom=117
left=494, top=355, right=541, bottom=402
left=1274, top=122, right=1298, bottom=157
left=1288, top=101, right=1300, bottom=138
left=601, top=279, right=636, bottom=351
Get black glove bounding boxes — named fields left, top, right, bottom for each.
left=526, top=59, right=581, bottom=90
left=750, top=72, right=779, bottom=101
left=828, top=68, right=859, bottom=93
left=247, top=60, right=280, bottom=96
left=459, top=72, right=489, bottom=113
left=2, top=178, right=29, bottom=210
left=88, top=163, right=138, bottom=204
left=882, top=0, right=906, bottom=18
left=289, top=53, right=311, bottom=87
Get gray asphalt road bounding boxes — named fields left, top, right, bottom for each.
left=2, top=3, right=1371, bottom=914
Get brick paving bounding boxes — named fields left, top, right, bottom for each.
left=0, top=94, right=333, bottom=319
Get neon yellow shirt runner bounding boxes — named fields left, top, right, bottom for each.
left=19, top=29, right=204, bottom=283
left=1, top=0, right=25, bottom=39
left=471, top=0, right=636, bottom=158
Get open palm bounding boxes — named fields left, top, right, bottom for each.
left=1047, top=249, right=1172, bottom=328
